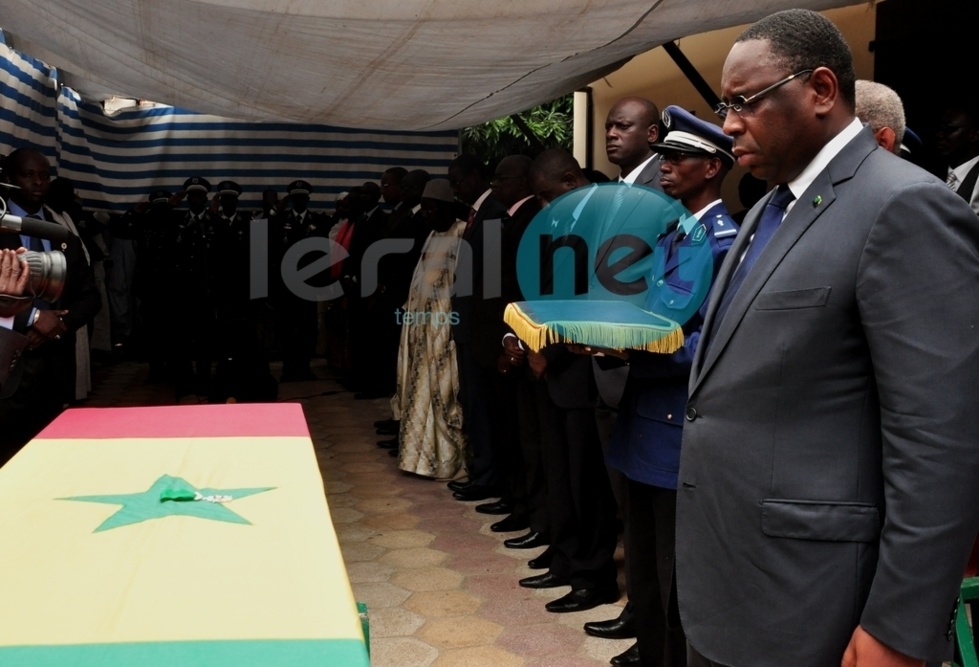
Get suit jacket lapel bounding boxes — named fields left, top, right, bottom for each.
left=691, top=129, right=877, bottom=393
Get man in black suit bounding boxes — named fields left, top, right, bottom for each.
left=680, top=10, right=979, bottom=666
left=467, top=156, right=540, bottom=522
left=510, top=149, right=619, bottom=615
left=447, top=155, right=507, bottom=499
left=0, top=148, right=100, bottom=463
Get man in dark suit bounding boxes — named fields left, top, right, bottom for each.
left=679, top=10, right=979, bottom=667
left=0, top=148, right=101, bottom=463
left=511, top=150, right=620, bottom=615
left=582, top=95, right=668, bottom=654
left=447, top=155, right=507, bottom=500
left=468, top=156, right=540, bottom=522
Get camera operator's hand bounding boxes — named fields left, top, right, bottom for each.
left=0, top=248, right=30, bottom=317
left=26, top=309, right=69, bottom=349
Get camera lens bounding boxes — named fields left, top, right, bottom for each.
left=21, top=249, right=66, bottom=303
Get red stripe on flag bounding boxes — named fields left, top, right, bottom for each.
left=35, top=404, right=310, bottom=439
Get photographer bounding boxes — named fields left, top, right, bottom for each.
left=0, top=147, right=100, bottom=464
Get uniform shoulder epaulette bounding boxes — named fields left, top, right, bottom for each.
left=713, top=215, right=737, bottom=238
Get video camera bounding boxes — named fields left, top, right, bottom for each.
left=0, top=189, right=67, bottom=304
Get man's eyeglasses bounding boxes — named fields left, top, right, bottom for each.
left=714, top=69, right=813, bottom=120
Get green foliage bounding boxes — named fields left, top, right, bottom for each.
left=461, top=95, right=573, bottom=168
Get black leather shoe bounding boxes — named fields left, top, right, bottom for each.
left=527, top=549, right=553, bottom=570
left=584, top=614, right=636, bottom=639
left=475, top=500, right=513, bottom=515
left=376, top=424, right=399, bottom=436
left=518, top=571, right=570, bottom=589
left=610, top=643, right=640, bottom=666
left=452, top=485, right=501, bottom=502
left=490, top=514, right=530, bottom=533
left=376, top=438, right=398, bottom=449
left=545, top=586, right=619, bottom=613
left=504, top=531, right=548, bottom=549
left=446, top=479, right=470, bottom=493
left=387, top=447, right=400, bottom=457
left=374, top=418, right=398, bottom=429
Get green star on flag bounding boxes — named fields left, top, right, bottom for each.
left=60, top=474, right=275, bottom=532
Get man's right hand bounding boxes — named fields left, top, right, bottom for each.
left=503, top=335, right=527, bottom=367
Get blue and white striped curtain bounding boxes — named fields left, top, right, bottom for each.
left=1, top=33, right=459, bottom=214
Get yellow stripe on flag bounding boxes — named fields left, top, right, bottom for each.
left=0, top=436, right=361, bottom=647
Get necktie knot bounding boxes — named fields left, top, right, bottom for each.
left=768, top=185, right=796, bottom=212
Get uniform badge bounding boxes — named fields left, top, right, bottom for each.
left=691, top=223, right=707, bottom=245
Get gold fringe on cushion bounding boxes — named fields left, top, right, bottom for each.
left=503, top=302, right=684, bottom=354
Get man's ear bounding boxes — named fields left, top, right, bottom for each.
left=647, top=123, right=660, bottom=145
left=809, top=66, right=840, bottom=117
left=874, top=127, right=898, bottom=154
left=704, top=157, right=722, bottom=180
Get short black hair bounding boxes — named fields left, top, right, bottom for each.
left=529, top=148, right=582, bottom=184
left=383, top=166, right=408, bottom=183
left=738, top=9, right=856, bottom=109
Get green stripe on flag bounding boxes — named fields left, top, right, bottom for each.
left=0, top=639, right=370, bottom=666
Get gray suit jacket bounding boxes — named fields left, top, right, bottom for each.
left=676, top=128, right=979, bottom=665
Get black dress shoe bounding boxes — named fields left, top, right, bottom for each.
left=374, top=418, right=398, bottom=429
left=545, top=586, right=619, bottom=613
left=452, top=485, right=501, bottom=502
left=490, top=514, right=530, bottom=533
left=387, top=447, right=400, bottom=457
left=475, top=500, right=513, bottom=515
left=610, top=643, right=640, bottom=666
left=504, top=531, right=548, bottom=549
left=376, top=438, right=399, bottom=449
left=446, top=479, right=470, bottom=493
left=518, top=571, right=570, bottom=589
left=376, top=424, right=399, bottom=436
left=584, top=614, right=636, bottom=639
left=527, top=549, right=553, bottom=570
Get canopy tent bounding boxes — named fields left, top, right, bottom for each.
left=1, top=0, right=863, bottom=131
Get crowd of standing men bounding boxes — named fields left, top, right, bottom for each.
left=2, top=8, right=979, bottom=667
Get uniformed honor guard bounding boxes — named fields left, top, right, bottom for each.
left=173, top=176, right=216, bottom=395
left=272, top=179, right=320, bottom=382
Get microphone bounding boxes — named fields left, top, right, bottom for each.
left=0, top=212, right=71, bottom=243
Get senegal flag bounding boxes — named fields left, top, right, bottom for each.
left=0, top=404, right=370, bottom=666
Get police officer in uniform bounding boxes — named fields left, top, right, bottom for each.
left=595, top=106, right=739, bottom=667
left=272, top=180, right=320, bottom=381
left=173, top=176, right=216, bottom=394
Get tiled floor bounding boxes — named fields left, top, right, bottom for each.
left=83, top=357, right=630, bottom=666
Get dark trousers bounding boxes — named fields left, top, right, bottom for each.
left=539, top=396, right=617, bottom=590
left=626, top=480, right=686, bottom=667
left=455, top=341, right=500, bottom=489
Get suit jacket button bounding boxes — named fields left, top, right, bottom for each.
left=685, top=406, right=698, bottom=421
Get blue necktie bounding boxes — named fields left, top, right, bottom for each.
left=705, top=185, right=795, bottom=349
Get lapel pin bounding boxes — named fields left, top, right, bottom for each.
left=812, top=195, right=823, bottom=207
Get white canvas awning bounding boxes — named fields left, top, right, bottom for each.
left=0, top=0, right=862, bottom=130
